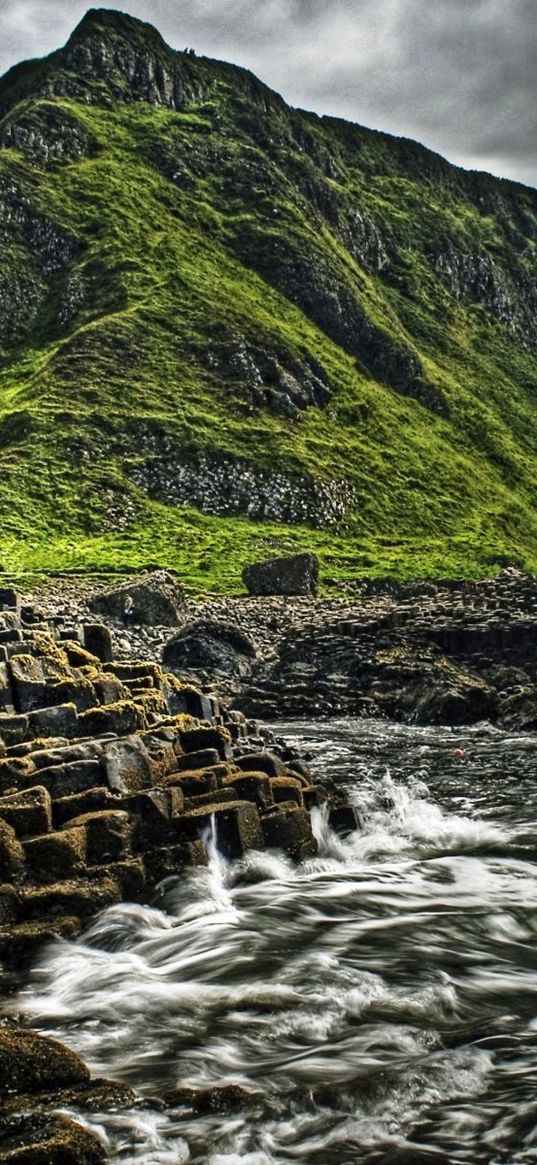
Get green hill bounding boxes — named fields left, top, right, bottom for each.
left=1, top=7, right=537, bottom=589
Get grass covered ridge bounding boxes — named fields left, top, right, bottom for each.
left=0, top=8, right=537, bottom=590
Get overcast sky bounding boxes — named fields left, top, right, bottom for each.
left=1, top=0, right=536, bottom=188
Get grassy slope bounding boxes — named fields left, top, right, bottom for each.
left=1, top=16, right=537, bottom=590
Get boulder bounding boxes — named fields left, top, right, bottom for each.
left=235, top=751, right=286, bottom=778
left=328, top=805, right=362, bottom=836
left=242, top=552, right=319, bottom=597
left=0, top=588, right=19, bottom=610
left=224, top=773, right=275, bottom=812
left=0, top=1112, right=106, bottom=1164
left=164, top=1082, right=255, bottom=1112
left=78, top=700, right=145, bottom=737
left=0, top=918, right=82, bottom=966
left=89, top=570, right=186, bottom=626
left=180, top=726, right=232, bottom=762
left=163, top=620, right=256, bottom=677
left=0, top=1028, right=90, bottom=1096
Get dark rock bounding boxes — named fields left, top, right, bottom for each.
left=101, top=735, right=153, bottom=793
left=235, top=751, right=286, bottom=778
left=64, top=811, right=132, bottom=864
left=53, top=787, right=111, bottom=827
left=328, top=805, right=362, bottom=836
left=8, top=655, right=47, bottom=713
left=177, top=799, right=264, bottom=859
left=0, top=917, right=82, bottom=966
left=243, top=552, right=319, bottom=597
left=0, top=786, right=52, bottom=837
left=21, top=877, right=122, bottom=921
left=0, top=1112, right=106, bottom=1164
left=0, top=884, right=20, bottom=924
left=23, top=760, right=104, bottom=798
left=89, top=570, right=186, bottom=626
left=23, top=827, right=87, bottom=882
left=0, top=714, right=30, bottom=747
left=145, top=839, right=207, bottom=883
left=82, top=623, right=113, bottom=663
left=409, top=677, right=496, bottom=725
left=28, top=704, right=79, bottom=740
left=183, top=788, right=239, bottom=811
left=167, top=770, right=217, bottom=796
left=78, top=700, right=146, bottom=737
left=30, top=742, right=102, bottom=771
left=261, top=803, right=317, bottom=860
left=164, top=685, right=213, bottom=719
left=164, top=1082, right=255, bottom=1112
left=498, top=686, right=537, bottom=730
left=86, top=858, right=146, bottom=901
left=270, top=776, right=304, bottom=807
left=163, top=620, right=256, bottom=677
left=0, top=1027, right=90, bottom=1096
left=224, top=773, right=275, bottom=812
left=120, top=790, right=174, bottom=846
left=0, top=589, right=19, bottom=610
left=303, top=785, right=329, bottom=809
left=0, top=820, right=24, bottom=882
left=174, top=748, right=221, bottom=772
left=180, top=726, right=232, bottom=762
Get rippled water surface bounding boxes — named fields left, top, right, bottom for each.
left=18, top=719, right=537, bottom=1163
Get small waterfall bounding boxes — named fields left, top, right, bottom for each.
left=202, top=814, right=237, bottom=914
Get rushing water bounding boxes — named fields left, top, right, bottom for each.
left=16, top=718, right=537, bottom=1164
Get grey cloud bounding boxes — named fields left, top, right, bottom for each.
left=0, top=0, right=535, bottom=187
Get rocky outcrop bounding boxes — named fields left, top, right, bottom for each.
left=0, top=104, right=97, bottom=167
left=0, top=586, right=353, bottom=974
left=202, top=337, right=333, bottom=419
left=126, top=447, right=357, bottom=528
left=0, top=175, right=81, bottom=349
left=434, top=245, right=537, bottom=347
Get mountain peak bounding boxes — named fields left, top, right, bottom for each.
left=67, top=7, right=169, bottom=51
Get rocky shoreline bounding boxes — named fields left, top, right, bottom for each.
left=3, top=564, right=537, bottom=1161
left=24, top=566, right=537, bottom=729
left=0, top=575, right=355, bottom=1163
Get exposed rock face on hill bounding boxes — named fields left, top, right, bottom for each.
left=0, top=9, right=537, bottom=582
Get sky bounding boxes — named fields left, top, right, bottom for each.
left=1, top=0, right=536, bottom=188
